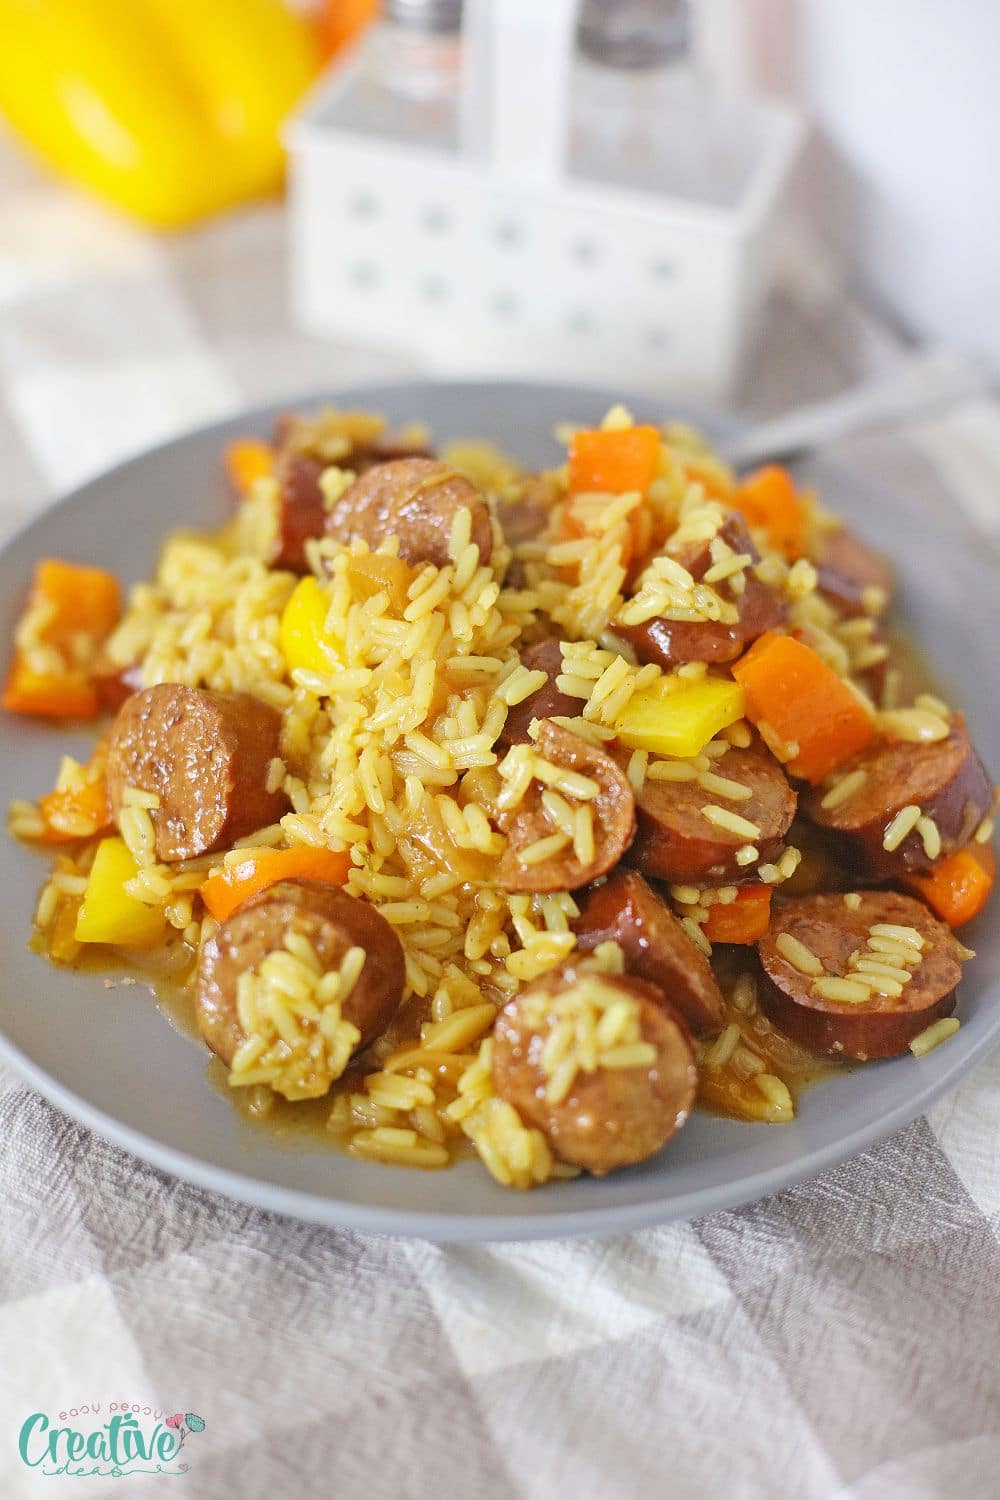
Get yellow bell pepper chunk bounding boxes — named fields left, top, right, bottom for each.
left=75, top=838, right=167, bottom=948
left=0, top=0, right=320, bottom=229
left=614, top=677, right=746, bottom=758
left=279, top=577, right=343, bottom=678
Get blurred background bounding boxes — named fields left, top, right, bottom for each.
left=0, top=0, right=998, bottom=537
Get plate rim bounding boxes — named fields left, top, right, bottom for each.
left=1, top=375, right=997, bottom=1243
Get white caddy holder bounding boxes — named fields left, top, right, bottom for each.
left=287, top=0, right=804, bottom=399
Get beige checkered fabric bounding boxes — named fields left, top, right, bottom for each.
left=1, top=138, right=999, bottom=1500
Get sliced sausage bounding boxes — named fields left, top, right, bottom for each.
left=273, top=411, right=432, bottom=470
left=362, top=433, right=434, bottom=468
left=616, top=514, right=786, bottom=670
left=499, top=638, right=581, bottom=747
left=816, top=527, right=893, bottom=618
left=498, top=719, right=635, bottom=892
left=93, top=656, right=144, bottom=713
left=802, top=717, right=992, bottom=877
left=496, top=474, right=560, bottom=587
left=495, top=474, right=559, bottom=551
left=628, top=741, right=797, bottom=884
left=196, top=879, right=404, bottom=1071
left=269, top=451, right=326, bottom=573
left=492, top=961, right=698, bottom=1174
left=757, top=891, right=962, bottom=1060
left=573, top=870, right=725, bottom=1035
left=107, top=685, right=287, bottom=862
left=325, top=458, right=493, bottom=570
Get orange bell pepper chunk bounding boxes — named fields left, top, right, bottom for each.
left=703, top=886, right=772, bottom=945
left=200, top=846, right=352, bottom=922
left=2, top=659, right=99, bottom=718
left=732, top=465, right=806, bottom=561
left=224, top=438, right=274, bottom=496
left=3, top=558, right=121, bottom=719
left=905, top=843, right=996, bottom=929
left=32, top=558, right=122, bottom=641
left=568, top=425, right=661, bottom=496
left=345, top=551, right=414, bottom=613
left=38, top=777, right=112, bottom=844
left=732, top=631, right=874, bottom=784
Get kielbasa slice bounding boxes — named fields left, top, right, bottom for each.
left=93, top=656, right=144, bottom=713
left=616, top=514, right=786, bottom=670
left=273, top=411, right=432, bottom=471
left=802, top=717, right=992, bottom=877
left=499, top=639, right=581, bottom=747
left=107, top=684, right=287, bottom=862
left=757, top=891, right=962, bottom=1060
left=196, top=879, right=404, bottom=1069
left=498, top=719, right=636, bottom=892
left=270, top=451, right=326, bottom=573
left=492, top=961, right=697, bottom=1174
left=495, top=474, right=559, bottom=551
left=628, top=742, right=797, bottom=884
left=816, top=527, right=893, bottom=618
left=573, top=870, right=725, bottom=1035
left=325, top=457, right=494, bottom=570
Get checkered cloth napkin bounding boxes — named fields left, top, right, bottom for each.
left=2, top=142, right=999, bottom=1500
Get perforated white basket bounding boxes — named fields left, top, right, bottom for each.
left=286, top=0, right=804, bottom=399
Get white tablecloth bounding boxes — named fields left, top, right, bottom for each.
left=2, top=140, right=999, bottom=1500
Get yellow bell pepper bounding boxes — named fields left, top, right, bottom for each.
left=0, top=0, right=320, bottom=229
left=75, top=837, right=167, bottom=947
left=280, top=576, right=343, bottom=678
left=615, top=677, right=746, bottom=758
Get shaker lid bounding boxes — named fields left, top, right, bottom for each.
left=383, top=0, right=464, bottom=33
left=577, top=0, right=690, bottom=69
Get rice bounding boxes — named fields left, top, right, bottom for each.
left=228, top=937, right=364, bottom=1100
left=446, top=1040, right=560, bottom=1189
left=517, top=972, right=656, bottom=1105
left=882, top=804, right=922, bottom=853
left=820, top=768, right=867, bottom=811
left=699, top=770, right=753, bottom=802
left=700, top=805, right=761, bottom=840
left=812, top=977, right=873, bottom=1004
left=703, top=1023, right=741, bottom=1070
left=877, top=708, right=951, bottom=744
left=776, top=933, right=825, bottom=977
left=909, top=1018, right=960, bottom=1057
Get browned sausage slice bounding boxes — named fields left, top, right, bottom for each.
left=816, top=527, right=893, bottom=618
left=802, top=717, right=992, bottom=876
left=628, top=742, right=797, bottom=884
left=361, top=433, right=434, bottom=468
left=495, top=474, right=559, bottom=551
left=107, top=684, right=288, bottom=862
left=492, top=961, right=697, bottom=1174
left=93, top=656, right=144, bottom=713
left=196, top=879, right=404, bottom=1074
left=616, top=514, right=786, bottom=670
left=273, top=410, right=432, bottom=471
left=270, top=451, right=326, bottom=573
left=498, top=720, right=636, bottom=892
left=573, top=870, right=725, bottom=1035
left=757, top=891, right=961, bottom=1060
left=499, top=639, right=581, bottom=747
left=325, top=458, right=493, bottom=570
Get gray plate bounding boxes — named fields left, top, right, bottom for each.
left=1, top=379, right=997, bottom=1242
